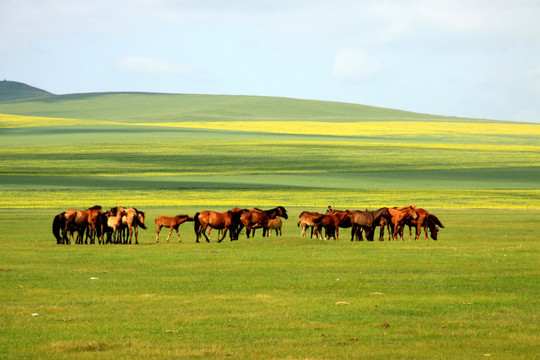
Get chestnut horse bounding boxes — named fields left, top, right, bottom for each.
left=238, top=206, right=288, bottom=238
left=155, top=215, right=194, bottom=243
left=297, top=211, right=324, bottom=238
left=388, top=205, right=418, bottom=241
left=53, top=205, right=103, bottom=244
left=402, top=208, right=444, bottom=241
left=194, top=210, right=244, bottom=243
left=315, top=210, right=351, bottom=241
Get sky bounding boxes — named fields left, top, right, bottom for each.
left=1, top=0, right=540, bottom=123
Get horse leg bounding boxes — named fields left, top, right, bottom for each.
left=156, top=225, right=162, bottom=243
left=134, top=225, right=139, bottom=244
left=218, top=228, right=228, bottom=243
left=175, top=226, right=182, bottom=242
left=379, top=225, right=385, bottom=241
left=128, top=225, right=133, bottom=244
left=166, top=226, right=173, bottom=243
left=202, top=226, right=211, bottom=243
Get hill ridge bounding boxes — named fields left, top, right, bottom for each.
left=0, top=80, right=500, bottom=124
left=0, top=80, right=52, bottom=101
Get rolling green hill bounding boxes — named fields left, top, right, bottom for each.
left=0, top=81, right=539, bottom=209
left=0, top=82, right=490, bottom=124
left=0, top=80, right=52, bottom=101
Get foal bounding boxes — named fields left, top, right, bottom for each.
left=155, top=215, right=194, bottom=243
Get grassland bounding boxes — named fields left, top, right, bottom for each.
left=1, top=208, right=539, bottom=359
left=0, top=88, right=539, bottom=358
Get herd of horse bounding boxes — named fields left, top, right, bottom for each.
left=51, top=205, right=444, bottom=245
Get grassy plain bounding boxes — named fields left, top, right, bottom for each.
left=1, top=208, right=539, bottom=360
left=0, top=90, right=539, bottom=358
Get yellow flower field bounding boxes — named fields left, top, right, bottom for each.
left=136, top=120, right=540, bottom=138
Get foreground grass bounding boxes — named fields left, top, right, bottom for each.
left=1, top=208, right=538, bottom=359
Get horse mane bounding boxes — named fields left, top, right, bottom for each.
left=87, top=205, right=102, bottom=210
left=394, top=205, right=415, bottom=210
left=176, top=214, right=189, bottom=218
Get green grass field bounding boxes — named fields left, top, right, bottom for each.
left=0, top=83, right=539, bottom=358
left=0, top=208, right=538, bottom=359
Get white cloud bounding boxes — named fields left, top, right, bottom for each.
left=116, top=55, right=194, bottom=76
left=332, top=48, right=381, bottom=81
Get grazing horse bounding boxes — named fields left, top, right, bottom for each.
left=121, top=207, right=147, bottom=244
left=194, top=210, right=244, bottom=243
left=349, top=207, right=391, bottom=241
left=315, top=210, right=351, bottom=241
left=252, top=217, right=283, bottom=237
left=388, top=205, right=418, bottom=241
left=297, top=211, right=325, bottom=238
left=402, top=208, right=445, bottom=241
left=155, top=215, right=194, bottom=243
left=238, top=206, right=288, bottom=238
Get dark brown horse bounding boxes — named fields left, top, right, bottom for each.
left=349, top=207, right=391, bottom=241
left=389, top=205, right=418, bottom=241
left=155, top=215, right=194, bottom=243
left=52, top=212, right=71, bottom=244
left=297, top=211, right=325, bottom=238
left=401, top=208, right=444, bottom=241
left=238, top=206, right=288, bottom=238
left=194, top=210, right=244, bottom=243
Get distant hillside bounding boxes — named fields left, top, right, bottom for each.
left=0, top=81, right=494, bottom=124
left=0, top=80, right=52, bottom=101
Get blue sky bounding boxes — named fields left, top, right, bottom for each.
left=1, top=0, right=539, bottom=122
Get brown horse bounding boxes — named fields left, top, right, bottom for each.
left=402, top=208, right=445, bottom=241
left=388, top=205, right=418, bottom=241
left=121, top=207, right=147, bottom=244
left=85, top=205, right=106, bottom=244
left=349, top=207, right=391, bottom=241
left=297, top=211, right=325, bottom=239
left=238, top=206, right=288, bottom=238
left=252, top=217, right=283, bottom=237
left=56, top=206, right=103, bottom=244
left=315, top=210, right=351, bottom=241
left=155, top=215, right=194, bottom=243
left=194, top=210, right=244, bottom=243
left=105, top=207, right=125, bottom=244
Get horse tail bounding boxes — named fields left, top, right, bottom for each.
left=193, top=212, right=201, bottom=234
left=429, top=214, right=444, bottom=228
left=52, top=213, right=64, bottom=244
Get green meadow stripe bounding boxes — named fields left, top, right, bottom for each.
left=1, top=189, right=538, bottom=209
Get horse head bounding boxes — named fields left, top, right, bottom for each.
left=277, top=206, right=288, bottom=219
left=408, top=206, right=418, bottom=220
